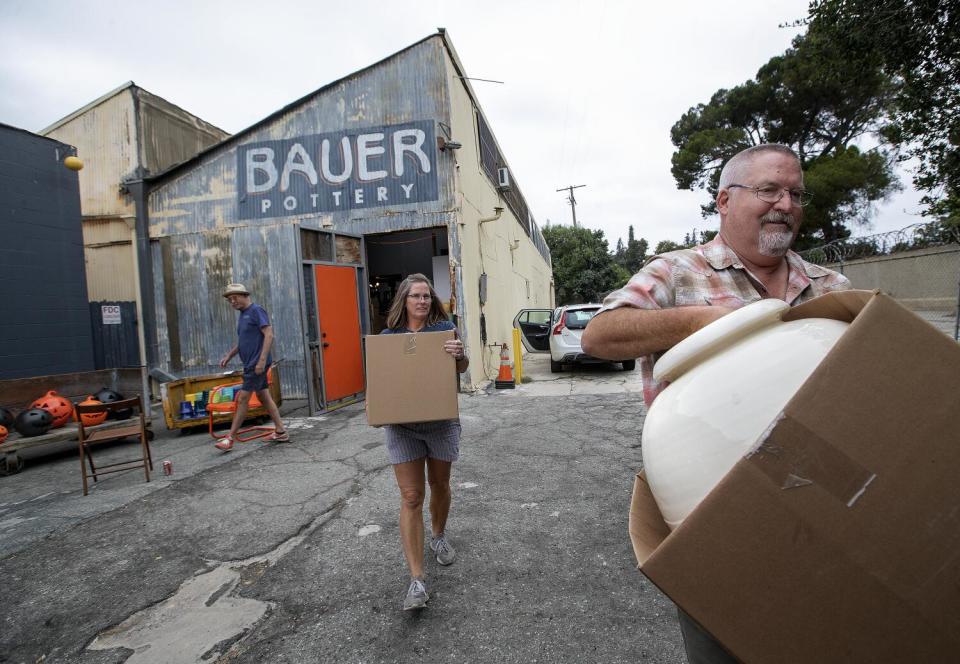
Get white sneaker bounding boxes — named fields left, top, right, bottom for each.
left=402, top=577, right=429, bottom=610
left=430, top=534, right=456, bottom=565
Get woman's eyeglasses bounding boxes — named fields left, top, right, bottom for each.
left=406, top=294, right=432, bottom=301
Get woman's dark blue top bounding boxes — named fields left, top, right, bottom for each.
left=380, top=320, right=456, bottom=334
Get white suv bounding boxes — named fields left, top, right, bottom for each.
left=514, top=304, right=636, bottom=373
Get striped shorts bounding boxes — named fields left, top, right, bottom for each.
left=384, top=419, right=461, bottom=464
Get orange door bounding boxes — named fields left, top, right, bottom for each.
left=314, top=265, right=365, bottom=402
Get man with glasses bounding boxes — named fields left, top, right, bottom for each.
left=583, top=143, right=849, bottom=407
left=582, top=143, right=850, bottom=663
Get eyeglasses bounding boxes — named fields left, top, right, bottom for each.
left=727, top=184, right=813, bottom=207
left=406, top=294, right=432, bottom=301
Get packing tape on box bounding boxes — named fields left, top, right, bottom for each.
left=747, top=415, right=877, bottom=508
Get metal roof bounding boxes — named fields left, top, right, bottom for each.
left=38, top=81, right=229, bottom=138
left=139, top=28, right=490, bottom=187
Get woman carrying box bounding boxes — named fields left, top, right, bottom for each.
left=380, top=273, right=468, bottom=610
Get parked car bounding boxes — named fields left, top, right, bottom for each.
left=514, top=304, right=636, bottom=373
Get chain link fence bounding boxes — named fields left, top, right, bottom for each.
left=799, top=221, right=960, bottom=340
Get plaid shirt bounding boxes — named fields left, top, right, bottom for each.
left=599, top=235, right=851, bottom=406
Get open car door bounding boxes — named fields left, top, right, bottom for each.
left=513, top=309, right=554, bottom=353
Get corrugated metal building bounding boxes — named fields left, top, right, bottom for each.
left=141, top=30, right=553, bottom=411
left=0, top=124, right=93, bottom=379
left=41, top=83, right=229, bottom=370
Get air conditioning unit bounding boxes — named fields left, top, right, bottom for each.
left=497, top=167, right=511, bottom=190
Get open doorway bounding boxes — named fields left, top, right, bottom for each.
left=365, top=227, right=450, bottom=333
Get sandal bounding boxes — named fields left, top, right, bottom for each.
left=214, top=436, right=235, bottom=452
left=266, top=429, right=290, bottom=442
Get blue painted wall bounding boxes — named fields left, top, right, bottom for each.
left=0, top=124, right=94, bottom=379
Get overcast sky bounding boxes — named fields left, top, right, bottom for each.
left=0, top=0, right=925, bottom=250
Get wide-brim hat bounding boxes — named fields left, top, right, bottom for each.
left=223, top=283, right=250, bottom=298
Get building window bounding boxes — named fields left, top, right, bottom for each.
left=301, top=229, right=334, bottom=262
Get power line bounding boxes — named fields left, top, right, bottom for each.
left=456, top=76, right=504, bottom=84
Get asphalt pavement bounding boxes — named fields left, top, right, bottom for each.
left=0, top=354, right=686, bottom=664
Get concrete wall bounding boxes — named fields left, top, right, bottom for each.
left=827, top=245, right=960, bottom=310
left=443, top=52, right=554, bottom=386
left=0, top=126, right=94, bottom=379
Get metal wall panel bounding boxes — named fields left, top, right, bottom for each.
left=147, top=36, right=458, bottom=398
left=149, top=225, right=306, bottom=398
left=136, top=88, right=229, bottom=176
left=83, top=217, right=133, bottom=244
left=89, top=301, right=140, bottom=368
left=42, top=90, right=139, bottom=218
left=0, top=126, right=94, bottom=379
left=149, top=37, right=457, bottom=239
left=150, top=240, right=170, bottom=370
left=83, top=227, right=137, bottom=301
left=43, top=85, right=230, bottom=220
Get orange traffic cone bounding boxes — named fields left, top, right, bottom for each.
left=495, top=343, right=515, bottom=389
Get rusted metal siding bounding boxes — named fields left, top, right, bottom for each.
left=83, top=216, right=132, bottom=245
left=81, top=218, right=136, bottom=301
left=42, top=88, right=139, bottom=218
left=136, top=88, right=229, bottom=176
left=150, top=224, right=306, bottom=398
left=150, top=151, right=237, bottom=238
left=147, top=36, right=460, bottom=398
left=89, top=301, right=140, bottom=368
left=42, top=84, right=230, bottom=219
left=85, top=243, right=137, bottom=301
left=149, top=37, right=457, bottom=239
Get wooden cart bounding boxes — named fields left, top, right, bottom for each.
left=0, top=367, right=152, bottom=476
left=159, top=366, right=282, bottom=432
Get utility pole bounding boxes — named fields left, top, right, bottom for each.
left=556, top=184, right=586, bottom=228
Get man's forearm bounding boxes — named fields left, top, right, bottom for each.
left=221, top=344, right=239, bottom=368
left=582, top=306, right=729, bottom=359
left=259, top=328, right=274, bottom=365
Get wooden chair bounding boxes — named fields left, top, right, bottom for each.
left=75, top=396, right=153, bottom=496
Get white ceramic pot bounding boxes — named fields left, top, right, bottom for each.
left=641, top=299, right=849, bottom=530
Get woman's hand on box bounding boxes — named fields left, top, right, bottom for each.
left=444, top=339, right=465, bottom=360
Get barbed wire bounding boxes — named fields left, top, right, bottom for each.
left=799, top=220, right=960, bottom=265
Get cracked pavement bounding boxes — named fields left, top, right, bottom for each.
left=0, top=354, right=684, bottom=663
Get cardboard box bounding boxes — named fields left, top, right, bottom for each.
left=364, top=330, right=459, bottom=426
left=629, top=290, right=960, bottom=662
